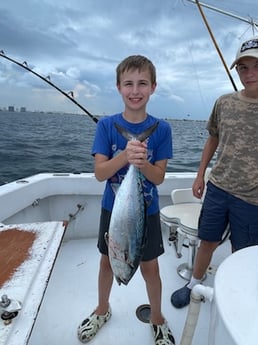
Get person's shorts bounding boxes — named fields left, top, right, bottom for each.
left=199, top=181, right=258, bottom=250
left=97, top=208, right=164, bottom=261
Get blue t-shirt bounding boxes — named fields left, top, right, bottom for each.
left=91, top=113, right=173, bottom=215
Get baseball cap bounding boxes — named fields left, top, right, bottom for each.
left=230, top=36, right=258, bottom=69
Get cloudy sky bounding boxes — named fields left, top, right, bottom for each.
left=0, top=0, right=257, bottom=120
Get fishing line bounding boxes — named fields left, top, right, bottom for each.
left=0, top=51, right=99, bottom=124
left=187, top=40, right=209, bottom=117
left=179, top=2, right=209, bottom=117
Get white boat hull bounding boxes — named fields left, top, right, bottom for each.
left=0, top=172, right=255, bottom=345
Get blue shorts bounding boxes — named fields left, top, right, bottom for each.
left=199, top=182, right=258, bottom=250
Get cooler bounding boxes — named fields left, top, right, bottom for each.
left=208, top=245, right=258, bottom=345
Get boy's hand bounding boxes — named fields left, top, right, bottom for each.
left=192, top=176, right=205, bottom=199
left=126, top=140, right=148, bottom=169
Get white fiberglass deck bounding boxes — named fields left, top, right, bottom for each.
left=28, top=228, right=231, bottom=345
left=0, top=222, right=66, bottom=345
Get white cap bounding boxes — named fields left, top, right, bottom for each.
left=230, top=36, right=258, bottom=69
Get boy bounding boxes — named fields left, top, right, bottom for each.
left=171, top=36, right=258, bottom=308
left=77, top=55, right=175, bottom=344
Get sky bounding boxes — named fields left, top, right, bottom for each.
left=0, top=0, right=257, bottom=120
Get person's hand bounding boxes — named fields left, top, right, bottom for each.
left=126, top=140, right=148, bottom=169
left=192, top=175, right=205, bottom=199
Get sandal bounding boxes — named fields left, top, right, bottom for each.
left=151, top=320, right=175, bottom=345
left=77, top=306, right=111, bottom=343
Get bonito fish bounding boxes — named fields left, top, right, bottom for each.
left=107, top=122, right=159, bottom=285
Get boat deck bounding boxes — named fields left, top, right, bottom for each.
left=28, top=228, right=231, bottom=345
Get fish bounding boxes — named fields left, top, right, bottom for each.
left=106, top=122, right=159, bottom=285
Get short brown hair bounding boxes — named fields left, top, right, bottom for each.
left=116, top=55, right=156, bottom=85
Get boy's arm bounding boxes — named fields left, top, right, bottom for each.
left=94, top=151, right=128, bottom=182
left=94, top=139, right=167, bottom=185
left=192, top=135, right=219, bottom=198
left=140, top=159, right=167, bottom=186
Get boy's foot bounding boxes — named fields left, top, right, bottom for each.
left=151, top=320, right=175, bottom=345
left=170, top=284, right=191, bottom=308
left=77, top=307, right=112, bottom=343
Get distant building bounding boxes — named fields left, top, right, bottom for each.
left=20, top=107, right=26, bottom=112
left=8, top=106, right=15, bottom=112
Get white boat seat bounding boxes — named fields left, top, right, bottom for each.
left=160, top=200, right=202, bottom=281
left=160, top=169, right=211, bottom=281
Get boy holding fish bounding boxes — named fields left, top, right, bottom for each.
left=77, top=55, right=175, bottom=344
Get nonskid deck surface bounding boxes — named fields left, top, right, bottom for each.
left=29, top=231, right=231, bottom=345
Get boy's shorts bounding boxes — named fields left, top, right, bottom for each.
left=199, top=181, right=258, bottom=250
left=97, top=208, right=164, bottom=261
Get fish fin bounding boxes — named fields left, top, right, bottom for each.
left=124, top=253, right=135, bottom=269
left=128, top=262, right=135, bottom=269
left=114, top=122, right=159, bottom=142
left=110, top=182, right=120, bottom=196
left=115, top=276, right=122, bottom=286
left=124, top=251, right=134, bottom=268
left=115, top=276, right=130, bottom=286
left=104, top=232, right=109, bottom=245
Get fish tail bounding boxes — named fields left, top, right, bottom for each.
left=114, top=122, right=159, bottom=142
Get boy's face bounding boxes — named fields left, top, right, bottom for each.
left=236, top=57, right=258, bottom=96
left=117, top=68, right=156, bottom=112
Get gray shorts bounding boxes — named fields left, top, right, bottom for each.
left=97, top=208, right=164, bottom=261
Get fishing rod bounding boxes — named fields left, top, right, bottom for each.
left=0, top=50, right=99, bottom=123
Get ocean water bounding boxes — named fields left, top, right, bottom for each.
left=0, top=111, right=208, bottom=185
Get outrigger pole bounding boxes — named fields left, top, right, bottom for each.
left=185, top=0, right=258, bottom=30
left=0, top=50, right=99, bottom=123
left=187, top=0, right=238, bottom=91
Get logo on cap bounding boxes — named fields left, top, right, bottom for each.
left=240, top=38, right=258, bottom=53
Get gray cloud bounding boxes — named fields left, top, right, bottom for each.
left=0, top=0, right=257, bottom=119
